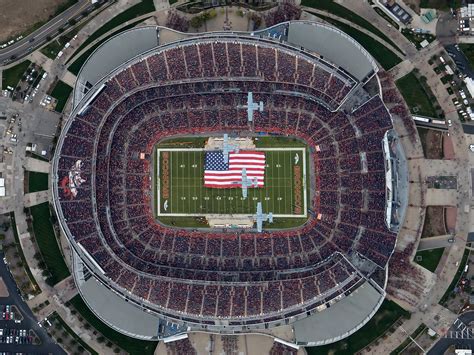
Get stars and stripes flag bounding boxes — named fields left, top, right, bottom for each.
left=204, top=151, right=266, bottom=188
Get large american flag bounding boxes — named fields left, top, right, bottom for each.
left=204, top=151, right=266, bottom=188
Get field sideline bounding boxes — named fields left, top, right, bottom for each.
left=156, top=147, right=307, bottom=217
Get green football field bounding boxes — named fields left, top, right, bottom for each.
left=156, top=148, right=307, bottom=216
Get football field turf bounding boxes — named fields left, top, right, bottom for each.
left=157, top=148, right=307, bottom=217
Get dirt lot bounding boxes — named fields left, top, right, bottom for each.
left=443, top=134, right=455, bottom=159
left=417, top=127, right=444, bottom=159
left=0, top=0, right=71, bottom=42
left=444, top=206, right=457, bottom=233
left=421, top=206, right=447, bottom=238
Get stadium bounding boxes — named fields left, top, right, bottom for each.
left=52, top=21, right=408, bottom=347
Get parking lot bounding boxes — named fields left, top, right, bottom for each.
left=445, top=44, right=474, bottom=78
left=0, top=251, right=65, bottom=354
left=0, top=323, right=33, bottom=345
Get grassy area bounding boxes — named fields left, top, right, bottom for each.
left=1, top=60, right=31, bottom=90
left=67, top=0, right=155, bottom=64
left=157, top=216, right=209, bottom=228
left=157, top=137, right=208, bottom=148
left=307, top=300, right=409, bottom=355
left=50, top=80, right=73, bottom=112
left=159, top=149, right=305, bottom=215
left=266, top=218, right=308, bottom=229
left=401, top=28, right=436, bottom=50
left=460, top=44, right=474, bottom=69
left=29, top=203, right=70, bottom=285
left=420, top=0, right=459, bottom=10
left=415, top=248, right=445, bottom=272
left=302, top=0, right=404, bottom=54
left=27, top=172, right=49, bottom=193
left=9, top=212, right=41, bottom=295
left=373, top=7, right=400, bottom=30
left=49, top=312, right=98, bottom=355
left=67, top=16, right=151, bottom=75
left=69, top=295, right=157, bottom=355
left=254, top=136, right=307, bottom=148
left=315, top=14, right=402, bottom=70
left=439, top=248, right=470, bottom=305
left=396, top=71, right=438, bottom=117
left=156, top=136, right=308, bottom=148
left=40, top=22, right=87, bottom=60
left=390, top=323, right=427, bottom=355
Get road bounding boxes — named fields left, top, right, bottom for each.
left=429, top=311, right=474, bottom=354
left=0, top=251, right=65, bottom=354
left=418, top=235, right=455, bottom=251
left=0, top=0, right=108, bottom=66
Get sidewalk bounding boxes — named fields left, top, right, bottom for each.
left=301, top=8, right=406, bottom=58
left=366, top=39, right=472, bottom=354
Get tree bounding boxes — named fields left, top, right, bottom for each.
left=97, top=336, right=105, bottom=343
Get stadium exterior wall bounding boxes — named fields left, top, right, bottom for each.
left=53, top=23, right=396, bottom=342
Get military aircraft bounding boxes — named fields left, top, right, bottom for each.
left=222, top=133, right=239, bottom=164
left=254, top=202, right=273, bottom=232
left=242, top=92, right=263, bottom=122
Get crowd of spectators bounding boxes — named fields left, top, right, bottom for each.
left=269, top=341, right=298, bottom=355
left=165, top=337, right=196, bottom=355
left=165, top=10, right=189, bottom=32
left=264, top=2, right=302, bottom=29
left=222, top=335, right=238, bottom=354
left=56, top=38, right=395, bottom=324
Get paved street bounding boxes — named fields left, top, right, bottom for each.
left=0, top=251, right=65, bottom=354
left=429, top=312, right=474, bottom=354
left=0, top=0, right=473, bottom=353
left=0, top=0, right=109, bottom=66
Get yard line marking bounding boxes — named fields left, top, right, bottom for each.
left=156, top=147, right=307, bottom=217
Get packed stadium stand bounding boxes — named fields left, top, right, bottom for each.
left=53, top=21, right=407, bottom=345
